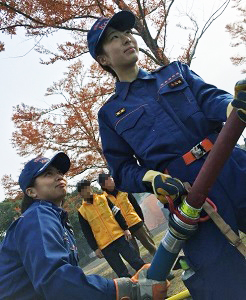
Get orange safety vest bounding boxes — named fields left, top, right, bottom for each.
left=78, top=193, right=124, bottom=250
left=106, top=191, right=142, bottom=228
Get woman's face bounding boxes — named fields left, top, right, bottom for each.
left=30, top=166, right=67, bottom=203
left=99, top=27, right=139, bottom=73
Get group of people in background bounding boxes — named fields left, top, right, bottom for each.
left=0, top=152, right=168, bottom=300
left=1, top=7, right=246, bottom=300
left=77, top=173, right=158, bottom=279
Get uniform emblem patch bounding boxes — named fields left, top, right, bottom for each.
left=115, top=108, right=126, bottom=117
left=168, top=77, right=184, bottom=88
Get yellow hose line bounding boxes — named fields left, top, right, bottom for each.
left=166, top=289, right=191, bottom=300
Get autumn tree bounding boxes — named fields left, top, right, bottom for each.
left=12, top=60, right=114, bottom=177
left=1, top=174, right=22, bottom=200
left=1, top=0, right=232, bottom=198
left=226, top=0, right=246, bottom=73
left=0, top=199, right=21, bottom=241
left=0, top=1, right=231, bottom=66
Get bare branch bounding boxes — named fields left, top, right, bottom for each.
left=139, top=47, right=163, bottom=65
left=189, top=0, right=231, bottom=62
left=155, top=0, right=175, bottom=50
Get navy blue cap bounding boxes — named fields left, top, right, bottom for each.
left=19, top=152, right=70, bottom=192
left=87, top=10, right=135, bottom=60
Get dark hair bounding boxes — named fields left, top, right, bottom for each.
left=98, top=173, right=110, bottom=186
left=20, top=179, right=36, bottom=213
left=95, top=41, right=118, bottom=79
left=77, top=180, right=90, bottom=193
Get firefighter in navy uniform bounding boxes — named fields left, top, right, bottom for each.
left=0, top=153, right=169, bottom=300
left=87, top=10, right=246, bottom=300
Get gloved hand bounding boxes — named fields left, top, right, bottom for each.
left=230, top=79, right=246, bottom=122
left=114, top=264, right=169, bottom=300
left=142, top=170, right=186, bottom=204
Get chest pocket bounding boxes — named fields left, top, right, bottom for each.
left=114, top=105, right=156, bottom=154
left=158, top=80, right=201, bottom=123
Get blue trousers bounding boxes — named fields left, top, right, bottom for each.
left=183, top=244, right=246, bottom=300
left=101, top=236, right=145, bottom=277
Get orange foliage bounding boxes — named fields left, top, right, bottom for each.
left=226, top=0, right=246, bottom=73
left=11, top=60, right=112, bottom=179
left=0, top=0, right=223, bottom=66
left=1, top=174, right=22, bottom=200
left=1, top=1, right=232, bottom=199
left=0, top=41, right=4, bottom=52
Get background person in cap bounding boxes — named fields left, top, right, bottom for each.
left=77, top=179, right=146, bottom=278
left=98, top=173, right=156, bottom=257
left=87, top=10, right=246, bottom=300
left=0, top=152, right=169, bottom=300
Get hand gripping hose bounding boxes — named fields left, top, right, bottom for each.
left=147, top=79, right=246, bottom=281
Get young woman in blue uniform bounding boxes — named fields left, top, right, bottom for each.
left=0, top=152, right=168, bottom=300
left=87, top=10, right=246, bottom=300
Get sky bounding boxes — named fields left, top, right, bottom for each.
left=0, top=0, right=245, bottom=201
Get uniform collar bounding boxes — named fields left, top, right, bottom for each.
left=114, top=68, right=156, bottom=100
left=28, top=199, right=62, bottom=211
left=104, top=188, right=119, bottom=197
left=27, top=199, right=69, bottom=227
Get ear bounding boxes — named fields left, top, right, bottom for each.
left=25, top=187, right=37, bottom=199
left=97, top=54, right=109, bottom=66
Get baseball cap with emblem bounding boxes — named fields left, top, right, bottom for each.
left=19, top=152, right=70, bottom=193
left=87, top=10, right=136, bottom=60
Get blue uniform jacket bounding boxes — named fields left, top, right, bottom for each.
left=0, top=201, right=115, bottom=300
left=98, top=61, right=246, bottom=299
left=98, top=61, right=232, bottom=192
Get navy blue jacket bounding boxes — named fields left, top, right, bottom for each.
left=98, top=61, right=246, bottom=299
left=0, top=201, right=116, bottom=300
left=98, top=61, right=231, bottom=192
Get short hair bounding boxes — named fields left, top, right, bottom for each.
left=95, top=41, right=118, bottom=79
left=98, top=173, right=111, bottom=186
left=77, top=180, right=90, bottom=193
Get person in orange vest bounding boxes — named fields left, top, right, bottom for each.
left=98, top=173, right=156, bottom=257
left=77, top=179, right=145, bottom=278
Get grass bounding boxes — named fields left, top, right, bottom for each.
left=83, top=227, right=246, bottom=299
left=84, top=226, right=187, bottom=298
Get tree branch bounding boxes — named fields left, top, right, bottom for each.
left=189, top=0, right=231, bottom=63
left=139, top=47, right=163, bottom=65
left=156, top=0, right=175, bottom=50
left=0, top=2, right=91, bottom=33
